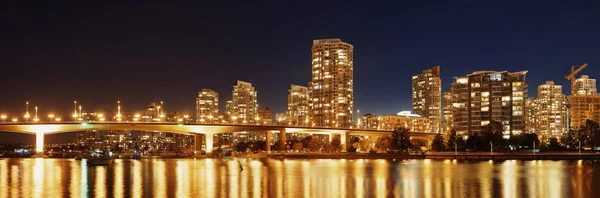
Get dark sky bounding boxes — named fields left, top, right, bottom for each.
left=1, top=0, right=600, bottom=121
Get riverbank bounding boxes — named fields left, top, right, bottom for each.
left=264, top=152, right=600, bottom=160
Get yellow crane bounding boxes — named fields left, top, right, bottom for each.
left=565, top=63, right=588, bottom=95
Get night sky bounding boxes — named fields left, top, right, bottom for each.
left=1, top=0, right=600, bottom=124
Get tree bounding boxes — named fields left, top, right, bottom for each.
left=375, top=136, right=392, bottom=153
left=308, top=138, right=323, bottom=152
left=545, top=137, right=565, bottom=151
left=483, top=121, right=506, bottom=151
left=330, top=136, right=342, bottom=152
left=446, top=129, right=457, bottom=151
left=466, top=133, right=482, bottom=151
left=391, top=127, right=412, bottom=151
left=292, top=141, right=303, bottom=151
left=431, top=134, right=445, bottom=151
left=411, top=139, right=427, bottom=150
left=580, top=119, right=600, bottom=150
left=456, top=136, right=466, bottom=151
left=561, top=129, right=578, bottom=150
left=301, top=136, right=313, bottom=149
left=348, top=137, right=360, bottom=152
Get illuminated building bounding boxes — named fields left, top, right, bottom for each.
left=412, top=66, right=442, bottom=133
left=376, top=111, right=431, bottom=132
left=524, top=97, right=538, bottom=133
left=574, top=75, right=597, bottom=96
left=275, top=113, right=286, bottom=125
left=142, top=100, right=165, bottom=122
left=525, top=81, right=568, bottom=138
left=450, top=70, right=528, bottom=137
left=226, top=80, right=258, bottom=124
left=257, top=107, right=272, bottom=125
left=361, top=113, right=378, bottom=129
left=442, top=92, right=454, bottom=132
left=309, top=38, right=354, bottom=128
left=286, top=84, right=309, bottom=126
left=196, top=89, right=219, bottom=123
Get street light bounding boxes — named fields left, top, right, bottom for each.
left=55, top=118, right=61, bottom=122
left=490, top=142, right=493, bottom=154
left=33, top=106, right=39, bottom=122
left=12, top=118, right=18, bottom=123
left=24, top=102, right=30, bottom=122
left=1, top=115, right=6, bottom=123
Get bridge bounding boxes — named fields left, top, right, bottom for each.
left=0, top=122, right=436, bottom=154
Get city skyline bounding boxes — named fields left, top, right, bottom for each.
left=1, top=1, right=599, bottom=117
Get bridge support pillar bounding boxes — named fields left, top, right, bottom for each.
left=341, top=132, right=349, bottom=152
left=194, top=134, right=202, bottom=154
left=205, top=133, right=214, bottom=154
left=36, top=132, right=44, bottom=153
left=280, top=129, right=286, bottom=153
left=266, top=131, right=271, bottom=153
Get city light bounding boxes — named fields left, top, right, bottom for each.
left=1, top=115, right=6, bottom=123
left=12, top=118, right=17, bottom=123
left=55, top=118, right=61, bottom=122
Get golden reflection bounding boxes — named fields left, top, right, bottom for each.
left=274, top=160, right=284, bottom=198
left=114, top=160, right=124, bottom=198
left=69, top=160, right=81, bottom=198
left=47, top=160, right=63, bottom=197
left=301, top=160, right=311, bottom=198
left=153, top=160, right=166, bottom=198
left=249, top=160, right=262, bottom=198
left=354, top=159, right=365, bottom=197
left=176, top=161, right=191, bottom=197
left=547, top=161, right=564, bottom=198
left=374, top=160, right=388, bottom=198
left=80, top=160, right=88, bottom=198
left=11, top=165, right=18, bottom=198
left=32, top=158, right=44, bottom=198
left=0, top=160, right=7, bottom=198
left=422, top=159, right=432, bottom=198
left=501, top=160, right=517, bottom=198
left=204, top=159, right=216, bottom=197
left=227, top=160, right=240, bottom=198
left=94, top=166, right=106, bottom=198
left=132, top=160, right=142, bottom=198
left=478, top=161, right=492, bottom=198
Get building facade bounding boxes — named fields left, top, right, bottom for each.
left=196, top=89, right=219, bottom=123
left=309, top=38, right=354, bottom=128
left=142, top=100, right=164, bottom=122
left=257, top=107, right=272, bottom=125
left=442, top=91, right=454, bottom=132
left=574, top=75, right=597, bottom=96
left=532, top=81, right=568, bottom=138
left=226, top=80, right=258, bottom=124
left=286, top=84, right=309, bottom=126
left=412, top=66, right=442, bottom=133
left=524, top=97, right=538, bottom=134
left=450, top=70, right=528, bottom=137
left=376, top=111, right=431, bottom=132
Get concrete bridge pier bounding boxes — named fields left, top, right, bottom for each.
left=36, top=132, right=44, bottom=153
left=194, top=133, right=215, bottom=154
left=266, top=130, right=271, bottom=153
left=279, top=129, right=286, bottom=152
left=341, top=132, right=348, bottom=152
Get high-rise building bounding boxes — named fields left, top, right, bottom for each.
left=574, top=75, right=597, bottom=96
left=309, top=38, right=354, bottom=128
left=196, top=89, right=219, bottom=123
left=569, top=95, right=600, bottom=131
left=412, top=66, right=442, bottom=133
left=524, top=97, right=538, bottom=133
left=533, top=81, right=568, bottom=138
left=226, top=80, right=258, bottom=124
left=286, top=84, right=309, bottom=126
left=450, top=70, right=528, bottom=137
left=257, top=107, right=272, bottom=125
left=442, top=92, right=454, bottom=132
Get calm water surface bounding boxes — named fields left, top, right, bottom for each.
left=0, top=158, right=598, bottom=197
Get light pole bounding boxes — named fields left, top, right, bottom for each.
left=490, top=142, right=493, bottom=155
left=1, top=115, right=6, bottom=123
left=24, top=102, right=30, bottom=122
left=33, top=106, right=39, bottom=122
left=73, top=101, right=78, bottom=121
left=48, top=114, right=54, bottom=122
left=533, top=140, right=536, bottom=155
left=116, top=101, right=122, bottom=122
left=78, top=105, right=82, bottom=121
left=579, top=141, right=581, bottom=155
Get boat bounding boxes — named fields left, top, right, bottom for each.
left=87, top=157, right=114, bottom=166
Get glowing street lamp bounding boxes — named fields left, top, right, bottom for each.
left=55, top=118, right=61, bottom=122
left=33, top=106, right=39, bottom=122
left=12, top=118, right=18, bottom=123
left=73, top=101, right=78, bottom=121
left=1, top=115, right=6, bottom=123
left=98, top=113, right=104, bottom=122
left=183, top=115, right=189, bottom=122
left=232, top=116, right=238, bottom=124
left=48, top=114, right=55, bottom=120
left=24, top=102, right=30, bottom=122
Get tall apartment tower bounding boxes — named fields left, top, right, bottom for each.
left=569, top=75, right=600, bottom=131
left=286, top=84, right=309, bottom=126
left=574, top=75, right=597, bottom=96
left=442, top=91, right=454, bottom=132
left=225, top=80, right=258, bottom=124
left=308, top=38, right=354, bottom=128
left=196, top=89, right=219, bottom=123
left=524, top=97, right=538, bottom=133
left=534, top=81, right=568, bottom=138
left=450, top=70, right=528, bottom=137
left=412, top=66, right=442, bottom=133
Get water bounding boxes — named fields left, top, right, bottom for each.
left=0, top=158, right=598, bottom=198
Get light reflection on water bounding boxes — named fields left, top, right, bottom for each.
left=0, top=158, right=598, bottom=197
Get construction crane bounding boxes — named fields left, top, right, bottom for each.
left=565, top=63, right=588, bottom=95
